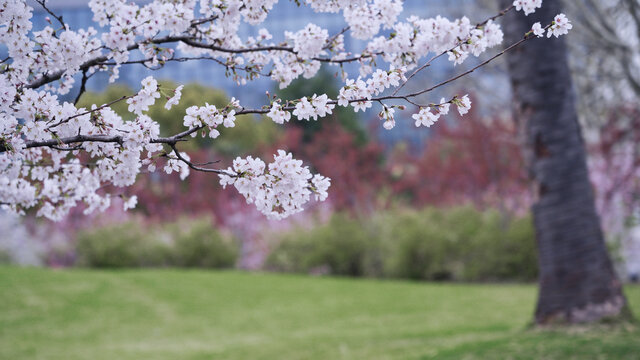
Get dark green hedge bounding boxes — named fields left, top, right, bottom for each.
left=266, top=207, right=538, bottom=282
left=75, top=218, right=237, bottom=269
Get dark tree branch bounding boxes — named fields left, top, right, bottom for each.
left=73, top=69, right=89, bottom=105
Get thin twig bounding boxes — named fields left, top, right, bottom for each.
left=97, top=56, right=272, bottom=77
left=35, top=0, right=65, bottom=28
left=168, top=143, right=236, bottom=176
left=393, top=4, right=516, bottom=96
left=323, top=26, right=350, bottom=50
left=48, top=95, right=130, bottom=128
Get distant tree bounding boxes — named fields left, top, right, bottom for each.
left=558, top=0, right=640, bottom=279
left=563, top=0, right=640, bottom=126
left=388, top=108, right=530, bottom=214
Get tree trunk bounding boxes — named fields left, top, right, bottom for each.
left=499, top=0, right=631, bottom=324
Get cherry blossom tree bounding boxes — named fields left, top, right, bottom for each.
left=501, top=0, right=631, bottom=324
left=0, top=0, right=570, bottom=221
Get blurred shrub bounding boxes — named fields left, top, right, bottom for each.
left=384, top=207, right=537, bottom=281
left=382, top=209, right=460, bottom=281
left=75, top=218, right=237, bottom=268
left=266, top=207, right=537, bottom=282
left=165, top=218, right=238, bottom=268
left=265, top=214, right=385, bottom=277
left=0, top=250, right=11, bottom=265
left=76, top=222, right=169, bottom=268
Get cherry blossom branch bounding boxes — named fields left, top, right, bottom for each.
left=479, top=4, right=515, bottom=27
left=0, top=0, right=571, bottom=221
left=176, top=37, right=377, bottom=63
left=50, top=144, right=82, bottom=152
left=393, top=34, right=534, bottom=100
left=324, top=26, right=350, bottom=49
left=0, top=127, right=200, bottom=153
left=394, top=4, right=516, bottom=96
left=21, top=33, right=537, bottom=154
left=25, top=31, right=374, bottom=90
left=47, top=95, right=131, bottom=129
left=190, top=15, right=219, bottom=27
left=7, top=31, right=538, bottom=157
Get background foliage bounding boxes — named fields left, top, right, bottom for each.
left=76, top=217, right=238, bottom=269
left=266, top=207, right=538, bottom=282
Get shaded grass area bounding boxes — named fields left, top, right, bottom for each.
left=0, top=267, right=638, bottom=359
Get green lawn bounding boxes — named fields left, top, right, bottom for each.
left=1, top=267, right=638, bottom=359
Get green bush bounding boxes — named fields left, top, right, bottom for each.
left=76, top=222, right=170, bottom=268
left=265, top=214, right=384, bottom=277
left=461, top=213, right=538, bottom=281
left=382, top=209, right=462, bottom=281
left=384, top=207, right=537, bottom=282
left=0, top=250, right=11, bottom=265
left=166, top=219, right=238, bottom=268
left=266, top=207, right=538, bottom=282
left=75, top=218, right=237, bottom=269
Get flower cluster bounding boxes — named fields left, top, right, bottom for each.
left=513, top=0, right=543, bottom=16
left=531, top=14, right=572, bottom=39
left=413, top=98, right=452, bottom=128
left=292, top=94, right=335, bottom=121
left=164, top=85, right=184, bottom=110
left=380, top=107, right=397, bottom=130
left=455, top=95, right=473, bottom=116
left=218, top=150, right=331, bottom=219
left=547, top=14, right=573, bottom=38
left=0, top=75, right=167, bottom=220
left=363, top=15, right=505, bottom=71
left=163, top=151, right=191, bottom=180
left=287, top=23, right=329, bottom=60
left=183, top=103, right=237, bottom=139
left=267, top=101, right=292, bottom=124
left=337, top=67, right=406, bottom=114
left=126, top=76, right=161, bottom=115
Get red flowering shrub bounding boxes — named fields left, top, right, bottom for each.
left=387, top=111, right=531, bottom=214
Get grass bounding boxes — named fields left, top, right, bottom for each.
left=0, top=267, right=639, bottom=359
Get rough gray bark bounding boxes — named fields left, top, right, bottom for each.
left=499, top=0, right=631, bottom=324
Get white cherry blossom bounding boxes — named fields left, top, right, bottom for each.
left=513, top=0, right=543, bottom=16
left=547, top=14, right=572, bottom=38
